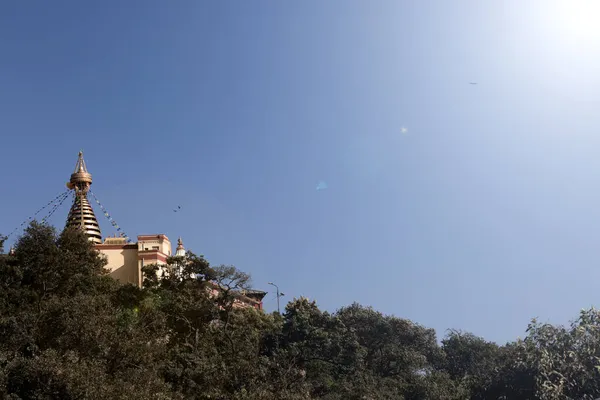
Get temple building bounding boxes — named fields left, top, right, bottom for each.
left=65, top=152, right=266, bottom=310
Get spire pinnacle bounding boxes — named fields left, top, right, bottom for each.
left=66, top=151, right=92, bottom=191
left=74, top=150, right=88, bottom=174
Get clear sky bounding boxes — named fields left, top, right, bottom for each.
left=2, top=1, right=600, bottom=344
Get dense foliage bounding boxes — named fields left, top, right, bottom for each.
left=1, top=222, right=600, bottom=399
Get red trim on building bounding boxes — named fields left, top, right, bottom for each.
left=138, top=251, right=168, bottom=263
left=95, top=244, right=138, bottom=250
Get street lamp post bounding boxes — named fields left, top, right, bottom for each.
left=268, top=282, right=285, bottom=314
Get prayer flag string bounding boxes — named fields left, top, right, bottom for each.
left=88, top=190, right=132, bottom=243
left=41, top=191, right=71, bottom=224
left=5, top=191, right=70, bottom=239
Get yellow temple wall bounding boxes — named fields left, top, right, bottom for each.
left=99, top=247, right=140, bottom=285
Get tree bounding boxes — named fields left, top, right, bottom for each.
left=0, top=222, right=174, bottom=399
left=439, top=330, right=501, bottom=396
left=278, top=298, right=362, bottom=399
left=8, top=220, right=600, bottom=399
left=334, top=303, right=457, bottom=399
left=142, top=251, right=216, bottom=289
left=520, top=309, right=600, bottom=400
left=7, top=223, right=111, bottom=300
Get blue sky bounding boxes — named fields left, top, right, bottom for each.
left=3, top=0, right=600, bottom=344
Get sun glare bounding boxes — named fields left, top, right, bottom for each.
left=553, top=1, right=600, bottom=43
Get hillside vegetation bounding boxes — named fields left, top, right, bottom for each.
left=1, top=222, right=599, bottom=399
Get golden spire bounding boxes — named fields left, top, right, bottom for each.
left=65, top=151, right=102, bottom=244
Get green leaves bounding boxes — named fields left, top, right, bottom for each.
left=519, top=308, right=600, bottom=399
left=7, top=221, right=600, bottom=399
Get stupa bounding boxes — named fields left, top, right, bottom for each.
left=65, top=151, right=102, bottom=244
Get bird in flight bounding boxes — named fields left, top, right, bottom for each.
left=173, top=205, right=181, bottom=212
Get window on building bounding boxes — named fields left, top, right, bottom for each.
left=152, top=246, right=159, bottom=251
